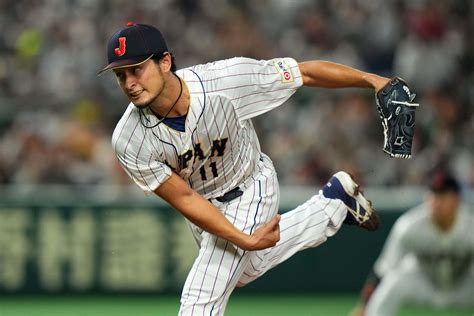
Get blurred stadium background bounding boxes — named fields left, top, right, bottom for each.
left=0, top=0, right=472, bottom=315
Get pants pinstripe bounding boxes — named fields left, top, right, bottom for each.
left=179, top=156, right=347, bottom=315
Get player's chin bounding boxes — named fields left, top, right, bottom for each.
left=130, top=96, right=151, bottom=108
left=130, top=92, right=157, bottom=109
left=132, top=101, right=150, bottom=109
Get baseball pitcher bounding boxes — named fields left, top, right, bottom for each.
left=99, top=23, right=418, bottom=315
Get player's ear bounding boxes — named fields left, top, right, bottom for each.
left=159, top=52, right=173, bottom=73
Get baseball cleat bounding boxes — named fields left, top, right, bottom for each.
left=322, top=171, right=379, bottom=231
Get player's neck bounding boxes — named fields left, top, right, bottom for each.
left=149, top=73, right=189, bottom=117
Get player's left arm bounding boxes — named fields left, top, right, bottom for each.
left=300, top=60, right=419, bottom=159
left=298, top=60, right=390, bottom=93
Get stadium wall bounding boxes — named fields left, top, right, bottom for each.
left=0, top=185, right=471, bottom=294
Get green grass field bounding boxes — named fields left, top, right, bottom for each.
left=0, top=294, right=472, bottom=316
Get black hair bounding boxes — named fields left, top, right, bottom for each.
left=152, top=52, right=177, bottom=72
left=429, top=171, right=461, bottom=194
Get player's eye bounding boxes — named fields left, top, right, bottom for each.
left=133, top=66, right=142, bottom=74
left=115, top=72, right=125, bottom=81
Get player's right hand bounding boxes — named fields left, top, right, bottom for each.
left=242, top=214, right=281, bottom=251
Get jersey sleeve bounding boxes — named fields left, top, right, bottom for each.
left=196, top=57, right=303, bottom=121
left=112, top=108, right=172, bottom=193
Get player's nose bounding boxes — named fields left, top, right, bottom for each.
left=124, top=76, right=138, bottom=91
left=125, top=79, right=137, bottom=91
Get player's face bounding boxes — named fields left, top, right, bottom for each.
left=428, top=191, right=459, bottom=226
left=113, top=59, right=165, bottom=108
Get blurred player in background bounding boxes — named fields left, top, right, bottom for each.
left=99, top=22, right=398, bottom=315
left=352, top=171, right=474, bottom=316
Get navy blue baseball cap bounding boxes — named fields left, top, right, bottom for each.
left=98, top=22, right=168, bottom=75
left=429, top=171, right=460, bottom=194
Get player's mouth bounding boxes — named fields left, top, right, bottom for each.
left=129, top=90, right=144, bottom=98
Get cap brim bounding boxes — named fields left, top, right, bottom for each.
left=97, top=54, right=154, bottom=75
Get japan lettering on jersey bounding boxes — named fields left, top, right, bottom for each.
left=112, top=57, right=303, bottom=199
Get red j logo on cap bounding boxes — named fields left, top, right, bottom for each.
left=114, top=37, right=126, bottom=57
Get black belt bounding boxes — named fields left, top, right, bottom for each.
left=214, top=187, right=243, bottom=203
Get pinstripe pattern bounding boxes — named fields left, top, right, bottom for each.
left=112, top=57, right=302, bottom=199
left=236, top=194, right=347, bottom=288
left=180, top=161, right=268, bottom=316
left=112, top=56, right=350, bottom=315
left=178, top=156, right=348, bottom=315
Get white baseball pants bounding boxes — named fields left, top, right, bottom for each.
left=366, top=257, right=474, bottom=316
left=179, top=156, right=347, bottom=315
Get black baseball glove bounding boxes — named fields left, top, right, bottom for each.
left=376, top=77, right=419, bottom=159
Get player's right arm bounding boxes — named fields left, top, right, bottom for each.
left=154, top=172, right=281, bottom=251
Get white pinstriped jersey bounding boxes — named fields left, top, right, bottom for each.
left=112, top=57, right=303, bottom=199
left=374, top=204, right=474, bottom=289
